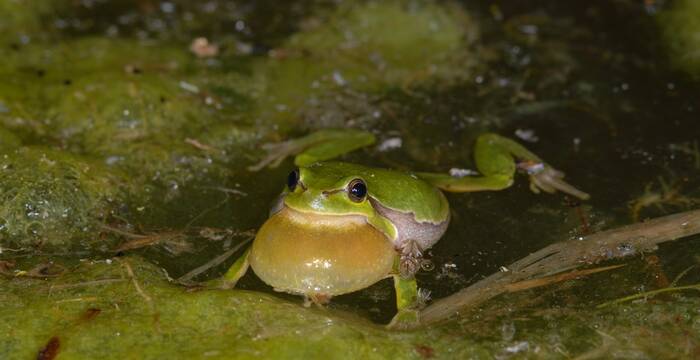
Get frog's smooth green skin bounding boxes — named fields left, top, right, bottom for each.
left=223, top=129, right=590, bottom=327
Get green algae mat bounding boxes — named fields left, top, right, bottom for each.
left=2, top=1, right=700, bottom=358
left=3, top=256, right=699, bottom=359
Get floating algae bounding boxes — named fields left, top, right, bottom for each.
left=659, top=0, right=700, bottom=77
left=0, top=147, right=122, bottom=250
left=1, top=256, right=699, bottom=359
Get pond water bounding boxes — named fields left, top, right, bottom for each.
left=1, top=0, right=700, bottom=358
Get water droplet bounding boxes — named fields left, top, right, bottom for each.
left=420, top=259, right=435, bottom=272
left=25, top=221, right=43, bottom=237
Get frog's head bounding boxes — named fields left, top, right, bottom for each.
left=279, top=162, right=397, bottom=239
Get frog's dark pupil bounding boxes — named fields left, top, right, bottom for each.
left=348, top=179, right=367, bottom=202
left=287, top=169, right=299, bottom=191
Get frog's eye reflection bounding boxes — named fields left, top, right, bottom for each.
left=347, top=179, right=367, bottom=202
left=287, top=169, right=300, bottom=191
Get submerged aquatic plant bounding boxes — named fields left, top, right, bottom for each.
left=659, top=0, right=700, bottom=77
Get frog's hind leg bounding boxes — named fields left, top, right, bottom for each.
left=248, top=129, right=376, bottom=171
left=474, top=133, right=589, bottom=199
left=418, top=133, right=589, bottom=200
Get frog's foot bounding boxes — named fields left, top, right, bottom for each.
left=517, top=160, right=590, bottom=200
left=248, top=140, right=303, bottom=172
left=388, top=275, right=424, bottom=330
left=303, top=293, right=332, bottom=308
left=398, top=239, right=423, bottom=279
left=387, top=289, right=432, bottom=330
left=388, top=308, right=420, bottom=330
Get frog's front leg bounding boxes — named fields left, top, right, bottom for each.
left=248, top=129, right=376, bottom=171
left=387, top=272, right=420, bottom=329
left=220, top=246, right=251, bottom=289
left=418, top=133, right=590, bottom=200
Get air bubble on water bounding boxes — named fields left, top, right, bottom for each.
left=501, top=321, right=516, bottom=341
left=25, top=221, right=43, bottom=237
left=332, top=71, right=347, bottom=86
left=504, top=341, right=528, bottom=354
left=616, top=243, right=636, bottom=256
left=160, top=2, right=175, bottom=13
left=377, top=137, right=402, bottom=152
left=449, top=168, right=478, bottom=178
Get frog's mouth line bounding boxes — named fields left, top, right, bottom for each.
left=275, top=204, right=371, bottom=228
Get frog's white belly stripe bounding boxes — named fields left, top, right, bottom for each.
left=369, top=198, right=449, bottom=251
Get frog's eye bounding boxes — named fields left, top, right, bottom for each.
left=287, top=169, right=300, bottom=191
left=347, top=179, right=367, bottom=202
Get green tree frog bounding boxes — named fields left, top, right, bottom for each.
left=222, top=129, right=589, bottom=328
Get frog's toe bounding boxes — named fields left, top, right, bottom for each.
left=399, top=258, right=420, bottom=279
left=524, top=163, right=590, bottom=200
left=537, top=172, right=590, bottom=200
left=248, top=141, right=299, bottom=171
left=398, top=240, right=423, bottom=278
left=303, top=293, right=332, bottom=308
left=387, top=309, right=420, bottom=330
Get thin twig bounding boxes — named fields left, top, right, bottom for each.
left=184, top=193, right=230, bottom=229
left=177, top=237, right=253, bottom=283
left=112, top=231, right=184, bottom=253
left=49, top=279, right=126, bottom=291
left=503, top=264, right=625, bottom=292
left=185, top=138, right=220, bottom=152
left=99, top=224, right=149, bottom=239
left=119, top=259, right=152, bottom=304
left=198, top=186, right=248, bottom=197
left=55, top=297, right=99, bottom=304
left=597, top=284, right=700, bottom=308
left=670, top=265, right=696, bottom=287
left=417, top=209, right=700, bottom=327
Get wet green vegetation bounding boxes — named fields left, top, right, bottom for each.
left=0, top=147, right=121, bottom=249
left=660, top=0, right=700, bottom=77
left=1, top=0, right=700, bottom=358
left=2, top=256, right=699, bottom=359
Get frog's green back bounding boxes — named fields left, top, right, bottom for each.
left=301, top=162, right=449, bottom=223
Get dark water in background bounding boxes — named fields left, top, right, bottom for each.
left=4, top=0, right=700, bottom=323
